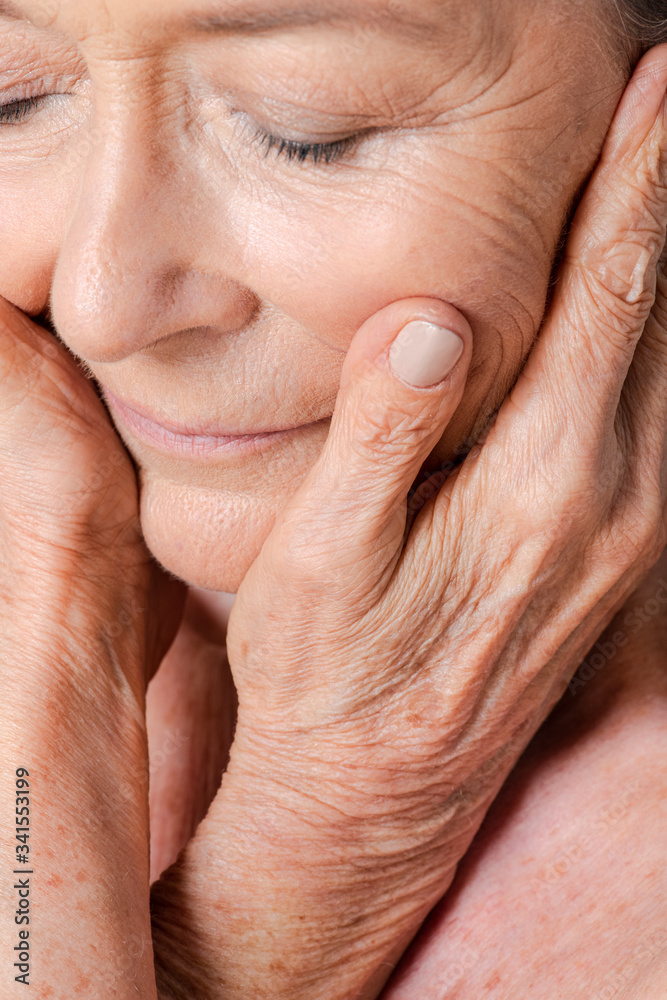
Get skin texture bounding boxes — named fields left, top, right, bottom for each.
left=146, top=51, right=667, bottom=995
left=147, top=590, right=236, bottom=883
left=0, top=0, right=629, bottom=592
left=0, top=297, right=184, bottom=997
left=381, top=551, right=667, bottom=999
left=1, top=1, right=667, bottom=998
left=148, top=553, right=667, bottom=999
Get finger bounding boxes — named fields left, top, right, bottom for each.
left=513, top=44, right=667, bottom=442
left=375, top=50, right=667, bottom=623
left=0, top=296, right=71, bottom=379
left=0, top=297, right=59, bottom=408
left=0, top=296, right=109, bottom=441
left=263, top=297, right=472, bottom=600
left=617, top=250, right=667, bottom=530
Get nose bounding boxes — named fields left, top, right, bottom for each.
left=50, top=93, right=257, bottom=363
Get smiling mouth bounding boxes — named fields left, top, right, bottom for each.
left=102, top=389, right=326, bottom=459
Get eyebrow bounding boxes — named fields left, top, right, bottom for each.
left=187, top=1, right=438, bottom=39
left=0, top=0, right=22, bottom=17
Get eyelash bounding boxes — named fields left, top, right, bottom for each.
left=0, top=95, right=359, bottom=167
left=253, top=128, right=358, bottom=166
left=0, top=96, right=42, bottom=124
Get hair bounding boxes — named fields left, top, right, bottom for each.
left=617, top=0, right=667, bottom=48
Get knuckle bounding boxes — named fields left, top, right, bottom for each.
left=580, top=228, right=663, bottom=320
left=346, top=400, right=439, bottom=469
left=651, top=252, right=667, bottom=326
left=573, top=267, right=650, bottom=348
left=609, top=489, right=665, bottom=567
left=267, top=505, right=350, bottom=595
left=571, top=156, right=667, bottom=336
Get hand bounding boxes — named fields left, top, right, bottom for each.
left=150, top=44, right=667, bottom=1000
left=0, top=298, right=184, bottom=995
left=0, top=299, right=183, bottom=689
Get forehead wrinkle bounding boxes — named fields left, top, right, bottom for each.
left=186, top=0, right=443, bottom=40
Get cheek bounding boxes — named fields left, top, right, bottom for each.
left=0, top=164, right=71, bottom=314
left=234, top=157, right=555, bottom=380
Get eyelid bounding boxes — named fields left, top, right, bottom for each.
left=0, top=72, right=78, bottom=110
left=224, top=85, right=379, bottom=135
left=252, top=124, right=360, bottom=165
left=0, top=77, right=50, bottom=105
left=0, top=96, right=43, bottom=123
left=228, top=108, right=369, bottom=166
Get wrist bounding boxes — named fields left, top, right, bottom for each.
left=227, top=715, right=489, bottom=841
left=1, top=552, right=154, bottom=699
left=152, top=723, right=475, bottom=1000
left=3, top=502, right=185, bottom=688
left=154, top=779, right=463, bottom=1000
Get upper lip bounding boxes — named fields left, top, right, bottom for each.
left=102, top=388, right=313, bottom=439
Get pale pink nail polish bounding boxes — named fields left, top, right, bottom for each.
left=389, top=321, right=464, bottom=388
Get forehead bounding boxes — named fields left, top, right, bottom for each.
left=1, top=0, right=492, bottom=38
left=0, top=0, right=618, bottom=144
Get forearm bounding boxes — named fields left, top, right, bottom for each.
left=151, top=794, right=451, bottom=999
left=0, top=576, right=156, bottom=998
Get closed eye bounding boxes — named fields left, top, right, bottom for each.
left=0, top=96, right=44, bottom=124
left=252, top=126, right=360, bottom=166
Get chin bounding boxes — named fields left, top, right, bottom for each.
left=139, top=474, right=280, bottom=592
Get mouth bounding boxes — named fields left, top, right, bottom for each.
left=102, top=389, right=325, bottom=460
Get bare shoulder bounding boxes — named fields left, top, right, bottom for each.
left=382, top=569, right=667, bottom=1000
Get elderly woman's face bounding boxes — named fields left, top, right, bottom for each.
left=0, top=0, right=626, bottom=589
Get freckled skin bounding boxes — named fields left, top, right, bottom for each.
left=2, top=4, right=667, bottom=998
left=0, top=0, right=627, bottom=591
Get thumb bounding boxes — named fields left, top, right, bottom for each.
left=272, top=297, right=472, bottom=593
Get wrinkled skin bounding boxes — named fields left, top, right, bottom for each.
left=0, top=0, right=628, bottom=591
left=1, top=0, right=667, bottom=997
left=149, top=52, right=667, bottom=995
left=151, top=554, right=667, bottom=999
left=382, top=550, right=667, bottom=998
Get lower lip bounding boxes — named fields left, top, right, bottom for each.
left=103, top=391, right=310, bottom=459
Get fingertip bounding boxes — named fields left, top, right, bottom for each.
left=344, top=297, right=473, bottom=390
left=633, top=42, right=667, bottom=95
left=389, top=320, right=464, bottom=388
left=610, top=42, right=667, bottom=150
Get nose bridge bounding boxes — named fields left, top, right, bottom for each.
left=51, top=68, right=244, bottom=362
